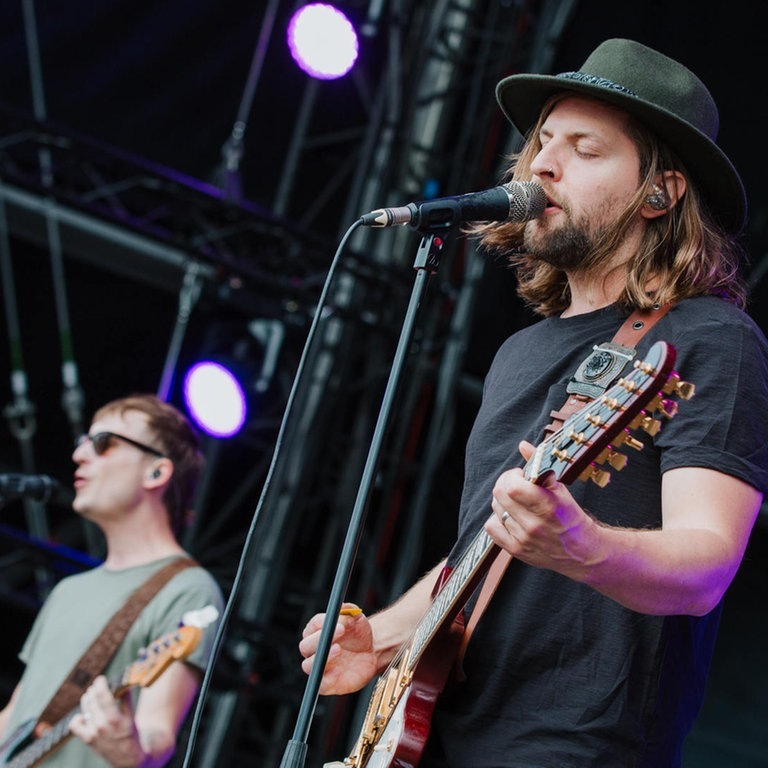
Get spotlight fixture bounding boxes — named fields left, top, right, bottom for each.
left=287, top=3, right=359, bottom=80
left=183, top=361, right=248, bottom=438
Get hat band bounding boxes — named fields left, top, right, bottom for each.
left=557, top=71, right=638, bottom=98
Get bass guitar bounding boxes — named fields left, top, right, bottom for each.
left=0, top=604, right=219, bottom=768
left=329, top=340, right=694, bottom=768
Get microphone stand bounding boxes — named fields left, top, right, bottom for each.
left=279, top=228, right=447, bottom=768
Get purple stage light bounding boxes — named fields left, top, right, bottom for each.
left=287, top=4, right=359, bottom=80
left=183, top=361, right=247, bottom=438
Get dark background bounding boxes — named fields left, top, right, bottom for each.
left=0, top=1, right=766, bottom=765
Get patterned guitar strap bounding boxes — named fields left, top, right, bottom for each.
left=455, top=303, right=672, bottom=678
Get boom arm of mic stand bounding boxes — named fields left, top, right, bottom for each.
left=279, top=231, right=446, bottom=767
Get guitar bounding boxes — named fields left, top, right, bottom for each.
left=0, top=605, right=219, bottom=768
left=329, top=340, right=695, bottom=768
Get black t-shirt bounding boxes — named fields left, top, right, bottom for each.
left=423, top=296, right=768, bottom=768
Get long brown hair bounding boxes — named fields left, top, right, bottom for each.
left=474, top=94, right=748, bottom=317
left=93, top=394, right=204, bottom=536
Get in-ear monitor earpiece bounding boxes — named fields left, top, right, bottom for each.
left=645, top=183, right=670, bottom=211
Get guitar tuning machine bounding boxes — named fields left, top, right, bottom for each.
left=656, top=399, right=678, bottom=419
left=612, top=430, right=645, bottom=452
left=639, top=414, right=662, bottom=435
left=578, top=465, right=612, bottom=487
left=594, top=447, right=628, bottom=470
left=628, top=411, right=662, bottom=436
left=662, top=373, right=695, bottom=400
left=605, top=450, right=628, bottom=470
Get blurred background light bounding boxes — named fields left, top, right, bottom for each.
left=183, top=361, right=248, bottom=438
left=287, top=3, right=359, bottom=80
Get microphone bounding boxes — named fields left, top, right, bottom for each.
left=360, top=181, right=546, bottom=230
left=0, top=473, right=64, bottom=504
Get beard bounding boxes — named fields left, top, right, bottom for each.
left=522, top=215, right=602, bottom=271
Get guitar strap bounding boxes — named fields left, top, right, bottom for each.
left=34, top=556, right=197, bottom=735
left=455, top=303, right=672, bottom=678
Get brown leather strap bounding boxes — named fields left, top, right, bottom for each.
left=455, top=303, right=672, bottom=673
left=35, top=556, right=197, bottom=733
left=611, top=302, right=672, bottom=348
left=455, top=548, right=512, bottom=681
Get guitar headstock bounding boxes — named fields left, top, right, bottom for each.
left=119, top=625, right=202, bottom=690
left=524, top=340, right=694, bottom=487
left=117, top=604, right=219, bottom=692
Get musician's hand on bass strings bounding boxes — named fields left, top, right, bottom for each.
left=70, top=675, right=147, bottom=766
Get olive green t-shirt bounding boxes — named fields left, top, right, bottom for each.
left=2, top=556, right=224, bottom=767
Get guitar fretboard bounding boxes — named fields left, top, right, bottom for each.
left=6, top=713, right=73, bottom=768
left=409, top=528, right=496, bottom=668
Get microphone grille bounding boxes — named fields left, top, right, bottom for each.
left=506, top=181, right=546, bottom=221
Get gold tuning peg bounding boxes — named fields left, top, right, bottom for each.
left=589, top=468, right=611, bottom=487
left=662, top=374, right=695, bottom=400
left=621, top=433, right=644, bottom=451
left=606, top=451, right=628, bottom=470
left=579, top=465, right=611, bottom=487
left=655, top=399, right=678, bottom=420
left=639, top=415, right=661, bottom=436
left=594, top=448, right=627, bottom=470
left=675, top=380, right=696, bottom=400
left=612, top=430, right=644, bottom=451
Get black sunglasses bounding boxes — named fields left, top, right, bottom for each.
left=77, top=431, right=165, bottom=458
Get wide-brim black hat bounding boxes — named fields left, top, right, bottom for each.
left=496, top=38, right=746, bottom=233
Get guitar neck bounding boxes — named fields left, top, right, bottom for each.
left=5, top=672, right=132, bottom=768
left=4, top=713, right=74, bottom=768
left=407, top=528, right=499, bottom=670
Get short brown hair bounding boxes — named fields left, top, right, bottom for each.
left=93, top=394, right=204, bottom=535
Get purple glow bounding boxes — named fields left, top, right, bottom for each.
left=183, top=361, right=247, bottom=438
left=287, top=4, right=359, bottom=80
